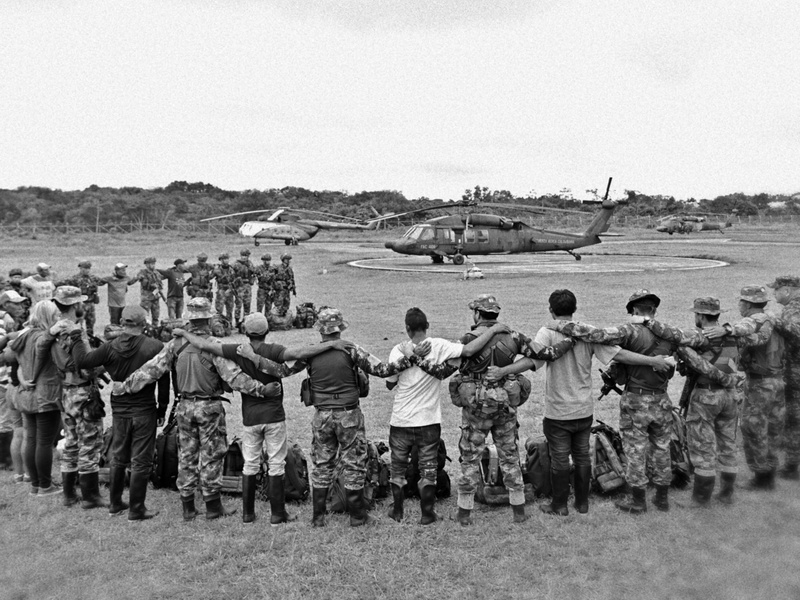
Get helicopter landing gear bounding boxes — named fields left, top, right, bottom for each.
left=566, top=250, right=581, bottom=261
left=431, top=255, right=444, bottom=264
left=254, top=240, right=260, bottom=246
left=285, top=240, right=291, bottom=245
left=453, top=253, right=465, bottom=266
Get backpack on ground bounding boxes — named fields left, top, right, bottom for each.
left=522, top=436, right=552, bottom=498
left=268, top=309, right=295, bottom=332
left=402, top=439, right=452, bottom=499
left=647, top=407, right=692, bottom=489
left=210, top=314, right=232, bottom=338
left=221, top=437, right=245, bottom=494
left=293, top=303, right=317, bottom=329
left=255, top=440, right=310, bottom=503
left=591, top=420, right=627, bottom=493
left=474, top=443, right=536, bottom=505
left=151, top=417, right=179, bottom=491
left=326, top=440, right=389, bottom=512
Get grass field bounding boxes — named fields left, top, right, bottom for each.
left=1, top=225, right=799, bottom=600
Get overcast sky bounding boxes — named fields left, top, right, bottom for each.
left=2, top=1, right=798, bottom=201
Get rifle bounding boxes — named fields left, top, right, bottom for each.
left=676, top=357, right=697, bottom=418
left=597, top=368, right=624, bottom=401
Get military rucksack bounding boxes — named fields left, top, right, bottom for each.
left=293, top=302, right=317, bottom=329
left=256, top=440, right=310, bottom=503
left=151, top=417, right=179, bottom=491
left=402, top=439, right=452, bottom=499
left=647, top=407, right=692, bottom=489
left=522, top=436, right=552, bottom=498
left=268, top=308, right=295, bottom=331
left=327, top=440, right=390, bottom=512
left=591, top=420, right=627, bottom=493
left=221, top=437, right=246, bottom=494
left=474, top=444, right=536, bottom=505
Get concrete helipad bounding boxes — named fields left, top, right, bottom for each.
left=348, top=253, right=728, bottom=274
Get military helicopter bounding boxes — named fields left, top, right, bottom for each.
left=383, top=178, right=623, bottom=264
left=655, top=213, right=734, bottom=235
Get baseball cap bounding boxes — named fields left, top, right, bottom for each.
left=468, top=294, right=501, bottom=313
left=114, top=262, right=127, bottom=269
left=0, top=290, right=26, bottom=304
left=78, top=261, right=92, bottom=269
left=174, top=258, right=186, bottom=266
left=37, top=262, right=51, bottom=271
left=120, top=305, right=148, bottom=326
left=243, top=313, right=269, bottom=335
left=53, top=286, right=88, bottom=305
left=8, top=268, right=23, bottom=277
left=144, top=257, right=156, bottom=264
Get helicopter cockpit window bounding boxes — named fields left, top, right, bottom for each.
left=439, top=229, right=457, bottom=242
left=403, top=225, right=434, bottom=241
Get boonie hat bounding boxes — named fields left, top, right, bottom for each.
left=197, top=252, right=208, bottom=260
left=174, top=258, right=186, bottom=266
left=468, top=294, right=501, bottom=313
left=767, top=275, right=800, bottom=289
left=280, top=253, right=292, bottom=261
left=144, top=257, right=156, bottom=264
left=315, top=307, right=348, bottom=334
left=184, top=297, right=214, bottom=321
left=240, top=249, right=251, bottom=256
left=243, top=313, right=269, bottom=336
left=261, top=254, right=272, bottom=261
left=690, top=297, right=721, bottom=315
left=218, top=253, right=229, bottom=260
left=114, top=262, right=127, bottom=270
left=120, top=305, right=148, bottom=326
left=626, top=289, right=661, bottom=314
left=37, top=262, right=51, bottom=271
left=0, top=290, right=26, bottom=304
left=78, top=261, right=92, bottom=269
left=740, top=285, right=769, bottom=303
left=53, top=286, right=88, bottom=305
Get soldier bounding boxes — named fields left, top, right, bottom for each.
left=255, top=254, right=275, bottom=315
left=6, top=268, right=24, bottom=294
left=272, top=253, right=296, bottom=317
left=0, top=290, right=27, bottom=332
left=158, top=258, right=192, bottom=319
left=102, top=263, right=135, bottom=325
left=233, top=249, right=255, bottom=327
left=186, top=252, right=215, bottom=302
left=769, top=275, right=800, bottom=481
left=212, top=253, right=236, bottom=322
left=57, top=261, right=105, bottom=336
left=21, top=263, right=56, bottom=304
left=133, top=257, right=165, bottom=325
left=113, top=297, right=277, bottom=521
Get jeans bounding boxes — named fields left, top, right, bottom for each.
left=242, top=421, right=288, bottom=476
left=110, top=413, right=158, bottom=474
left=389, top=424, right=441, bottom=489
left=167, top=297, right=184, bottom=320
left=22, top=410, right=61, bottom=489
left=543, top=416, right=593, bottom=471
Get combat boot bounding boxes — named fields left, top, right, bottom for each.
left=205, top=493, right=237, bottom=520
left=241, top=474, right=257, bottom=524
left=573, top=465, right=591, bottom=514
left=182, top=495, right=198, bottom=521
left=453, top=507, right=472, bottom=526
left=716, top=472, right=736, bottom=505
left=652, top=485, right=670, bottom=512
left=688, top=474, right=715, bottom=508
left=615, top=486, right=647, bottom=514
left=0, top=431, right=12, bottom=469
left=347, top=487, right=376, bottom=527
left=79, top=472, right=107, bottom=510
left=778, top=463, right=799, bottom=481
left=419, top=484, right=438, bottom=525
left=127, top=471, right=159, bottom=521
left=745, top=471, right=772, bottom=490
left=108, top=466, right=130, bottom=516
left=61, top=471, right=80, bottom=507
left=540, top=469, right=570, bottom=516
left=268, top=475, right=297, bottom=526
left=387, top=483, right=404, bottom=523
left=512, top=503, right=528, bottom=523
left=311, top=487, right=328, bottom=528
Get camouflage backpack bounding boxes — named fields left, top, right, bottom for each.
left=591, top=420, right=627, bottom=493
left=255, top=440, right=310, bottom=502
left=475, top=444, right=536, bottom=505
left=646, top=407, right=692, bottom=489
left=327, top=440, right=390, bottom=512
left=293, top=302, right=317, bottom=329
left=210, top=314, right=231, bottom=338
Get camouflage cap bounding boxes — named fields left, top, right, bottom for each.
left=174, top=258, right=186, bottom=266
left=280, top=253, right=292, bottom=261
left=261, top=254, right=272, bottom=261
left=690, top=296, right=721, bottom=315
left=625, top=289, right=661, bottom=314
left=767, top=275, right=800, bottom=289
left=468, top=294, right=501, bottom=313
left=240, top=249, right=251, bottom=256
left=184, top=297, right=214, bottom=320
left=218, top=253, right=229, bottom=260
left=8, top=268, right=22, bottom=277
left=0, top=290, right=26, bottom=304
left=120, top=305, right=147, bottom=326
left=197, top=252, right=208, bottom=260
left=144, top=257, right=156, bottom=264
left=740, top=285, right=769, bottom=303
left=53, top=285, right=88, bottom=305
left=243, top=312, right=268, bottom=335
left=78, top=261, right=92, bottom=269
left=315, top=307, right=348, bottom=334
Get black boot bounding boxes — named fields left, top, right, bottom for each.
left=108, top=466, right=130, bottom=516
left=746, top=471, right=772, bottom=490
left=311, top=487, right=328, bottom=528
left=387, top=483, right=404, bottom=523
left=62, top=471, right=80, bottom=507
left=268, top=475, right=297, bottom=525
left=205, top=493, right=237, bottom=520
left=182, top=495, right=198, bottom=521
left=615, top=486, right=647, bottom=514
left=128, top=471, right=159, bottom=521
left=511, top=504, right=528, bottom=523
left=689, top=474, right=716, bottom=508
left=79, top=472, right=107, bottom=510
left=778, top=463, right=799, bottom=481
left=0, top=431, right=12, bottom=469
left=419, top=484, right=438, bottom=525
left=347, top=487, right=375, bottom=527
left=573, top=465, right=591, bottom=514
left=242, top=474, right=256, bottom=524
left=540, top=469, right=570, bottom=516
left=653, top=485, right=670, bottom=512
left=716, top=472, right=736, bottom=505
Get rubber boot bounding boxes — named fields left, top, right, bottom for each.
left=512, top=503, right=528, bottom=523
left=205, top=493, right=237, bottom=520
left=615, top=486, right=647, bottom=514
left=108, top=466, right=130, bottom=516
left=241, top=474, right=256, bottom=524
left=573, top=465, right=591, bottom=514
left=268, top=475, right=297, bottom=525
left=79, top=472, right=107, bottom=509
left=454, top=507, right=472, bottom=526
left=746, top=471, right=772, bottom=491
left=540, top=469, right=570, bottom=516
left=419, top=484, right=438, bottom=525
left=716, top=472, right=736, bottom=505
left=778, top=463, right=799, bottom=481
left=0, top=431, right=12, bottom=469
left=127, top=471, right=159, bottom=521
left=61, top=471, right=81, bottom=507
left=182, top=495, right=198, bottom=521
left=766, top=469, right=776, bottom=490
left=347, top=488, right=376, bottom=527
left=387, top=483, right=404, bottom=523
left=311, top=487, right=328, bottom=528
left=688, top=474, right=715, bottom=508
left=652, top=485, right=670, bottom=512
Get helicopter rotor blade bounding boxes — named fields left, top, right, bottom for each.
left=200, top=209, right=281, bottom=222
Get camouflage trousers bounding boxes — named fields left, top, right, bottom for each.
left=619, top=391, right=672, bottom=488
left=784, top=364, right=800, bottom=464
left=256, top=288, right=273, bottom=315
left=176, top=399, right=228, bottom=498
left=84, top=303, right=97, bottom=336
left=167, top=297, right=184, bottom=319
left=273, top=289, right=291, bottom=316
left=686, top=387, right=738, bottom=477
left=215, top=288, right=234, bottom=321
left=61, top=386, right=104, bottom=474
left=234, top=284, right=252, bottom=321
left=140, top=295, right=160, bottom=324
left=310, top=407, right=367, bottom=490
left=741, top=375, right=785, bottom=474
left=457, top=408, right=524, bottom=509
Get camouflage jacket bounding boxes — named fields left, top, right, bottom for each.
left=272, top=265, right=295, bottom=292
left=234, top=259, right=255, bottom=286
left=186, top=263, right=214, bottom=290
left=134, top=268, right=164, bottom=297
left=56, top=273, right=106, bottom=304
left=213, top=264, right=236, bottom=290
left=774, top=296, right=800, bottom=360
left=290, top=344, right=413, bottom=379
left=255, top=265, right=276, bottom=290
left=646, top=316, right=772, bottom=350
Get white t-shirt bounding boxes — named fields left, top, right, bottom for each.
left=533, top=326, right=620, bottom=421
left=387, top=338, right=464, bottom=427
left=21, top=276, right=55, bottom=304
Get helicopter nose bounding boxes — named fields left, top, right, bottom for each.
left=385, top=238, right=412, bottom=252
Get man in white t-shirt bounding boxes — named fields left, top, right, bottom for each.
left=20, top=263, right=56, bottom=304
left=385, top=307, right=507, bottom=525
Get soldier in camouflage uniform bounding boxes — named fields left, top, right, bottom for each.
left=133, top=257, right=165, bottom=325
left=769, top=275, right=800, bottom=481
left=213, top=253, right=236, bottom=322
left=255, top=254, right=275, bottom=315
left=114, top=297, right=277, bottom=521
left=186, top=252, right=215, bottom=302
left=272, top=253, right=296, bottom=317
left=56, top=261, right=105, bottom=337
left=233, top=249, right=256, bottom=327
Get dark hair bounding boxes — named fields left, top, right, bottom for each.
left=53, top=300, right=70, bottom=313
left=631, top=301, right=657, bottom=316
left=246, top=333, right=267, bottom=342
left=549, top=289, right=577, bottom=316
left=745, top=300, right=768, bottom=310
left=477, top=309, right=499, bottom=321
left=405, top=307, right=429, bottom=332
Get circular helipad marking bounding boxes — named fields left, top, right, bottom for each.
left=348, top=253, right=728, bottom=274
